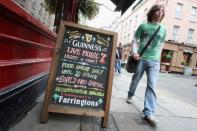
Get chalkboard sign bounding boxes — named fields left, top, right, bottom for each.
left=40, top=21, right=117, bottom=128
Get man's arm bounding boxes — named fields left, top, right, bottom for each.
left=131, top=37, right=140, bottom=60
left=131, top=37, right=139, bottom=54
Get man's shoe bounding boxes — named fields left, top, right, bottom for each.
left=144, top=116, right=158, bottom=127
left=126, top=96, right=132, bottom=104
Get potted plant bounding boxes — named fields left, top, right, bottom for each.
left=162, top=50, right=173, bottom=63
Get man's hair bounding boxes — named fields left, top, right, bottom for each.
left=147, top=4, right=165, bottom=22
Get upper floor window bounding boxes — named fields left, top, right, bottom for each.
left=127, top=34, right=130, bottom=42
left=190, top=7, right=197, bottom=22
left=43, top=11, right=47, bottom=20
left=129, top=19, right=132, bottom=31
left=39, top=3, right=43, bottom=16
left=32, top=0, right=36, bottom=10
left=186, top=29, right=194, bottom=44
left=172, top=25, right=180, bottom=41
left=125, top=23, right=127, bottom=33
left=134, top=15, right=138, bottom=28
left=143, top=8, right=148, bottom=22
left=175, top=3, right=183, bottom=19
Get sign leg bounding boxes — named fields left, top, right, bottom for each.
left=101, top=116, right=108, bottom=128
left=40, top=109, right=49, bottom=123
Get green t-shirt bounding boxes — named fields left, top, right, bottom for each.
left=135, top=22, right=166, bottom=60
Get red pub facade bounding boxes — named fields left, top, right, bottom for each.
left=0, top=0, right=56, bottom=129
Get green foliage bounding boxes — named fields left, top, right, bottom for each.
left=163, top=50, right=173, bottom=60
left=181, top=62, right=189, bottom=66
left=44, top=0, right=99, bottom=21
left=77, top=0, right=99, bottom=20
left=44, top=0, right=57, bottom=14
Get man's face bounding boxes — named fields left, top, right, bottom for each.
left=154, top=7, right=164, bottom=20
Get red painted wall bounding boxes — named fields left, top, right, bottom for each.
left=0, top=0, right=57, bottom=89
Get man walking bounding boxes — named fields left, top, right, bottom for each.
left=126, top=4, right=166, bottom=126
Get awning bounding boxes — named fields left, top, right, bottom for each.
left=183, top=49, right=193, bottom=54
left=110, top=0, right=136, bottom=15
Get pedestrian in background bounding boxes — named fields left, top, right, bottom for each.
left=115, top=43, right=122, bottom=74
left=126, top=4, right=166, bottom=126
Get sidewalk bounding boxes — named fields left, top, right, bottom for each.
left=9, top=70, right=197, bottom=131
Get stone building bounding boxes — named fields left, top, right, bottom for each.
left=15, top=0, right=55, bottom=30
left=110, top=0, right=197, bottom=75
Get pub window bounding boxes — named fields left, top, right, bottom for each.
left=161, top=49, right=173, bottom=63
left=175, top=3, right=183, bottom=19
left=181, top=52, right=192, bottom=66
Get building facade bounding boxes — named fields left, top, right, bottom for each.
left=110, top=0, right=197, bottom=75
left=15, top=0, right=55, bottom=30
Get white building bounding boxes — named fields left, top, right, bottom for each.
left=15, top=0, right=55, bottom=30
left=110, top=0, right=197, bottom=74
left=115, top=0, right=197, bottom=46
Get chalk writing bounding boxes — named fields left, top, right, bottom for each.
left=62, top=63, right=75, bottom=69
left=64, top=53, right=79, bottom=61
left=88, top=90, right=104, bottom=97
left=70, top=39, right=102, bottom=52
left=61, top=70, right=73, bottom=75
left=51, top=26, right=113, bottom=109
left=81, top=50, right=100, bottom=59
left=82, top=72, right=98, bottom=80
left=67, top=47, right=81, bottom=56
left=88, top=80, right=103, bottom=88
left=85, top=58, right=98, bottom=64
left=55, top=87, right=88, bottom=94
left=75, top=65, right=90, bottom=72
left=56, top=96, right=99, bottom=107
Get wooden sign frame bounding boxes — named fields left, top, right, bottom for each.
left=40, top=21, right=117, bottom=128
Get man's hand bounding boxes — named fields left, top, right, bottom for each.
left=132, top=53, right=140, bottom=60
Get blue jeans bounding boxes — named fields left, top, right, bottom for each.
left=115, top=59, right=121, bottom=74
left=128, top=59, right=160, bottom=117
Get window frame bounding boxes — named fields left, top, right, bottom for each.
left=175, top=3, right=183, bottom=19
left=172, top=25, right=180, bottom=41
left=190, top=6, right=197, bottom=22
left=186, top=29, right=194, bottom=44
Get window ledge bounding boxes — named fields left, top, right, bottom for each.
left=174, top=17, right=182, bottom=20
left=189, top=20, right=197, bottom=23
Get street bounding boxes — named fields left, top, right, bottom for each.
left=118, top=69, right=197, bottom=107
left=157, top=73, right=197, bottom=107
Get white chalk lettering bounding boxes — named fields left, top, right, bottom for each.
left=57, top=96, right=99, bottom=107
left=64, top=53, right=79, bottom=61
left=82, top=72, right=98, bottom=80
left=62, top=63, right=75, bottom=69
left=75, top=65, right=90, bottom=72
left=71, top=39, right=102, bottom=51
